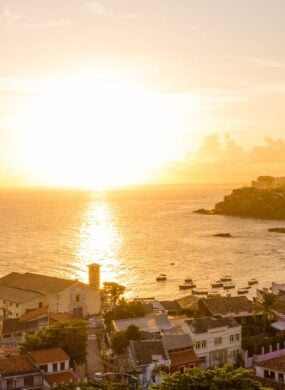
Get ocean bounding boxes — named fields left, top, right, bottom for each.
left=0, top=187, right=285, bottom=300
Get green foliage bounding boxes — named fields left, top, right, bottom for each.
left=254, top=292, right=278, bottom=332
left=53, top=382, right=128, bottom=390
left=150, top=364, right=271, bottom=390
left=21, top=320, right=88, bottom=366
left=103, top=282, right=126, bottom=307
left=104, top=299, right=146, bottom=330
left=111, top=325, right=141, bottom=354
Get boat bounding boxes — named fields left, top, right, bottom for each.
left=192, top=289, right=208, bottom=295
left=248, top=278, right=258, bottom=285
left=221, top=276, right=232, bottom=282
left=156, top=274, right=167, bottom=281
left=223, top=283, right=235, bottom=290
left=184, top=278, right=193, bottom=283
left=211, top=280, right=223, bottom=288
left=179, top=284, right=193, bottom=290
left=208, top=291, right=221, bottom=297
left=237, top=288, right=249, bottom=295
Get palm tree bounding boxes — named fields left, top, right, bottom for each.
left=254, top=291, right=278, bottom=332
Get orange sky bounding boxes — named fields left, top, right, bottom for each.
left=1, top=0, right=285, bottom=188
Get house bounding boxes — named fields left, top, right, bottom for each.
left=0, top=264, right=101, bottom=319
left=112, top=314, right=174, bottom=336
left=1, top=306, right=72, bottom=344
left=199, top=296, right=254, bottom=323
left=182, top=316, right=241, bottom=369
left=28, top=348, right=78, bottom=388
left=161, top=333, right=200, bottom=373
left=129, top=340, right=170, bottom=389
left=252, top=176, right=285, bottom=190
left=0, top=355, right=43, bottom=389
left=256, top=355, right=285, bottom=384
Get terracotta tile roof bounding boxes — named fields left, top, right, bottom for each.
left=185, top=316, right=239, bottom=334
left=0, top=355, right=40, bottom=375
left=130, top=340, right=169, bottom=365
left=169, top=348, right=199, bottom=366
left=44, top=371, right=78, bottom=386
left=201, top=296, right=253, bottom=317
left=0, top=272, right=76, bottom=295
left=2, top=317, right=41, bottom=335
left=28, top=348, right=69, bottom=364
left=49, top=312, right=72, bottom=323
left=19, top=306, right=49, bottom=322
left=160, top=300, right=182, bottom=311
left=256, top=356, right=285, bottom=372
left=0, top=284, right=41, bottom=303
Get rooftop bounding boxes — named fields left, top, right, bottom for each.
left=0, top=284, right=41, bottom=303
left=44, top=371, right=78, bottom=386
left=168, top=348, right=199, bottom=366
left=28, top=348, right=69, bottom=364
left=256, top=356, right=285, bottom=372
left=0, top=272, right=77, bottom=295
left=0, top=355, right=40, bottom=375
left=162, top=333, right=193, bottom=351
left=201, top=296, right=253, bottom=316
left=130, top=340, right=169, bottom=366
left=113, top=315, right=173, bottom=333
left=2, top=317, right=42, bottom=335
left=185, top=316, right=239, bottom=334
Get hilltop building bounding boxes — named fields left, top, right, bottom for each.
left=252, top=176, right=285, bottom=190
left=0, top=264, right=101, bottom=319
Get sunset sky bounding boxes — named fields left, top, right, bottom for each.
left=1, top=0, right=285, bottom=188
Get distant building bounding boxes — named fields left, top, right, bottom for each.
left=199, top=296, right=254, bottom=323
left=0, top=265, right=101, bottom=319
left=182, top=316, right=241, bottom=369
left=112, top=314, right=174, bottom=336
left=252, top=176, right=285, bottom=190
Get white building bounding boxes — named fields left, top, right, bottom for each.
left=0, top=265, right=101, bottom=319
left=182, top=316, right=241, bottom=369
left=256, top=355, right=285, bottom=384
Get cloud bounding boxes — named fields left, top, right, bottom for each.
left=161, top=134, right=285, bottom=184
left=86, top=0, right=138, bottom=19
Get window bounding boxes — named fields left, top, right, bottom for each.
left=40, top=364, right=48, bottom=372
left=200, top=356, right=206, bottom=364
left=7, top=378, right=16, bottom=389
left=278, top=373, right=284, bottom=382
left=189, top=363, right=195, bottom=368
left=230, top=335, right=234, bottom=342
left=235, top=334, right=240, bottom=341
left=16, top=303, right=19, bottom=308
left=195, top=341, right=201, bottom=349
left=53, top=363, right=58, bottom=372
left=24, top=376, right=34, bottom=386
left=215, top=337, right=222, bottom=345
left=76, top=294, right=80, bottom=302
left=179, top=366, right=185, bottom=374
left=201, top=340, right=207, bottom=348
left=39, top=302, right=43, bottom=308
left=60, top=361, right=65, bottom=370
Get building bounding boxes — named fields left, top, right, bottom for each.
left=182, top=316, right=241, bottom=369
left=112, top=314, right=174, bottom=336
left=256, top=355, right=285, bottom=384
left=161, top=333, right=200, bottom=374
left=1, top=306, right=72, bottom=344
left=0, top=265, right=101, bottom=319
left=0, top=355, right=43, bottom=389
left=252, top=176, right=285, bottom=190
left=129, top=340, right=170, bottom=389
left=28, top=348, right=78, bottom=388
left=199, top=296, right=254, bottom=323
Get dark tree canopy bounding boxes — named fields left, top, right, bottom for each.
left=21, top=320, right=88, bottom=367
left=103, top=282, right=126, bottom=307
left=150, top=364, right=271, bottom=390
left=111, top=325, right=141, bottom=354
left=104, top=299, right=146, bottom=330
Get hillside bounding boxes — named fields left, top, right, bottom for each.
left=214, top=187, right=285, bottom=220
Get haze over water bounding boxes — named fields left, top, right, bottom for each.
left=1, top=187, right=285, bottom=300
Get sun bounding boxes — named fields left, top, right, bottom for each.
left=20, top=72, right=172, bottom=189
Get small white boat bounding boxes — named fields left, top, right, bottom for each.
left=238, top=288, right=249, bottom=295
left=223, top=283, right=235, bottom=290
left=221, top=276, right=232, bottom=282
left=156, top=274, right=167, bottom=281
left=248, top=278, right=258, bottom=285
left=192, top=289, right=208, bottom=295
left=208, top=291, right=221, bottom=297
left=211, top=280, right=223, bottom=288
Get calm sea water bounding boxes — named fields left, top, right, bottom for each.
left=0, top=187, right=285, bottom=300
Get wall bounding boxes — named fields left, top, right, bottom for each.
left=244, top=343, right=285, bottom=368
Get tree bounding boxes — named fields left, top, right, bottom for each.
left=111, top=325, right=141, bottom=354
left=254, top=292, right=278, bottom=332
left=150, top=364, right=271, bottom=389
left=21, top=320, right=88, bottom=367
left=104, top=299, right=146, bottom=330
left=103, top=282, right=126, bottom=308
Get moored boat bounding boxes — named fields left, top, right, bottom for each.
left=248, top=278, right=258, bottom=285
left=211, top=280, right=223, bottom=288
left=184, top=277, right=193, bottom=283
left=221, top=276, right=232, bottom=282
left=156, top=274, right=167, bottom=281
left=192, top=288, right=208, bottom=295
left=179, top=284, right=192, bottom=290
left=237, top=288, right=249, bottom=294
left=223, top=283, right=235, bottom=290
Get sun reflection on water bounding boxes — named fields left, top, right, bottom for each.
left=74, top=199, right=122, bottom=286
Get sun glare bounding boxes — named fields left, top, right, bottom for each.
left=20, top=72, right=173, bottom=189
